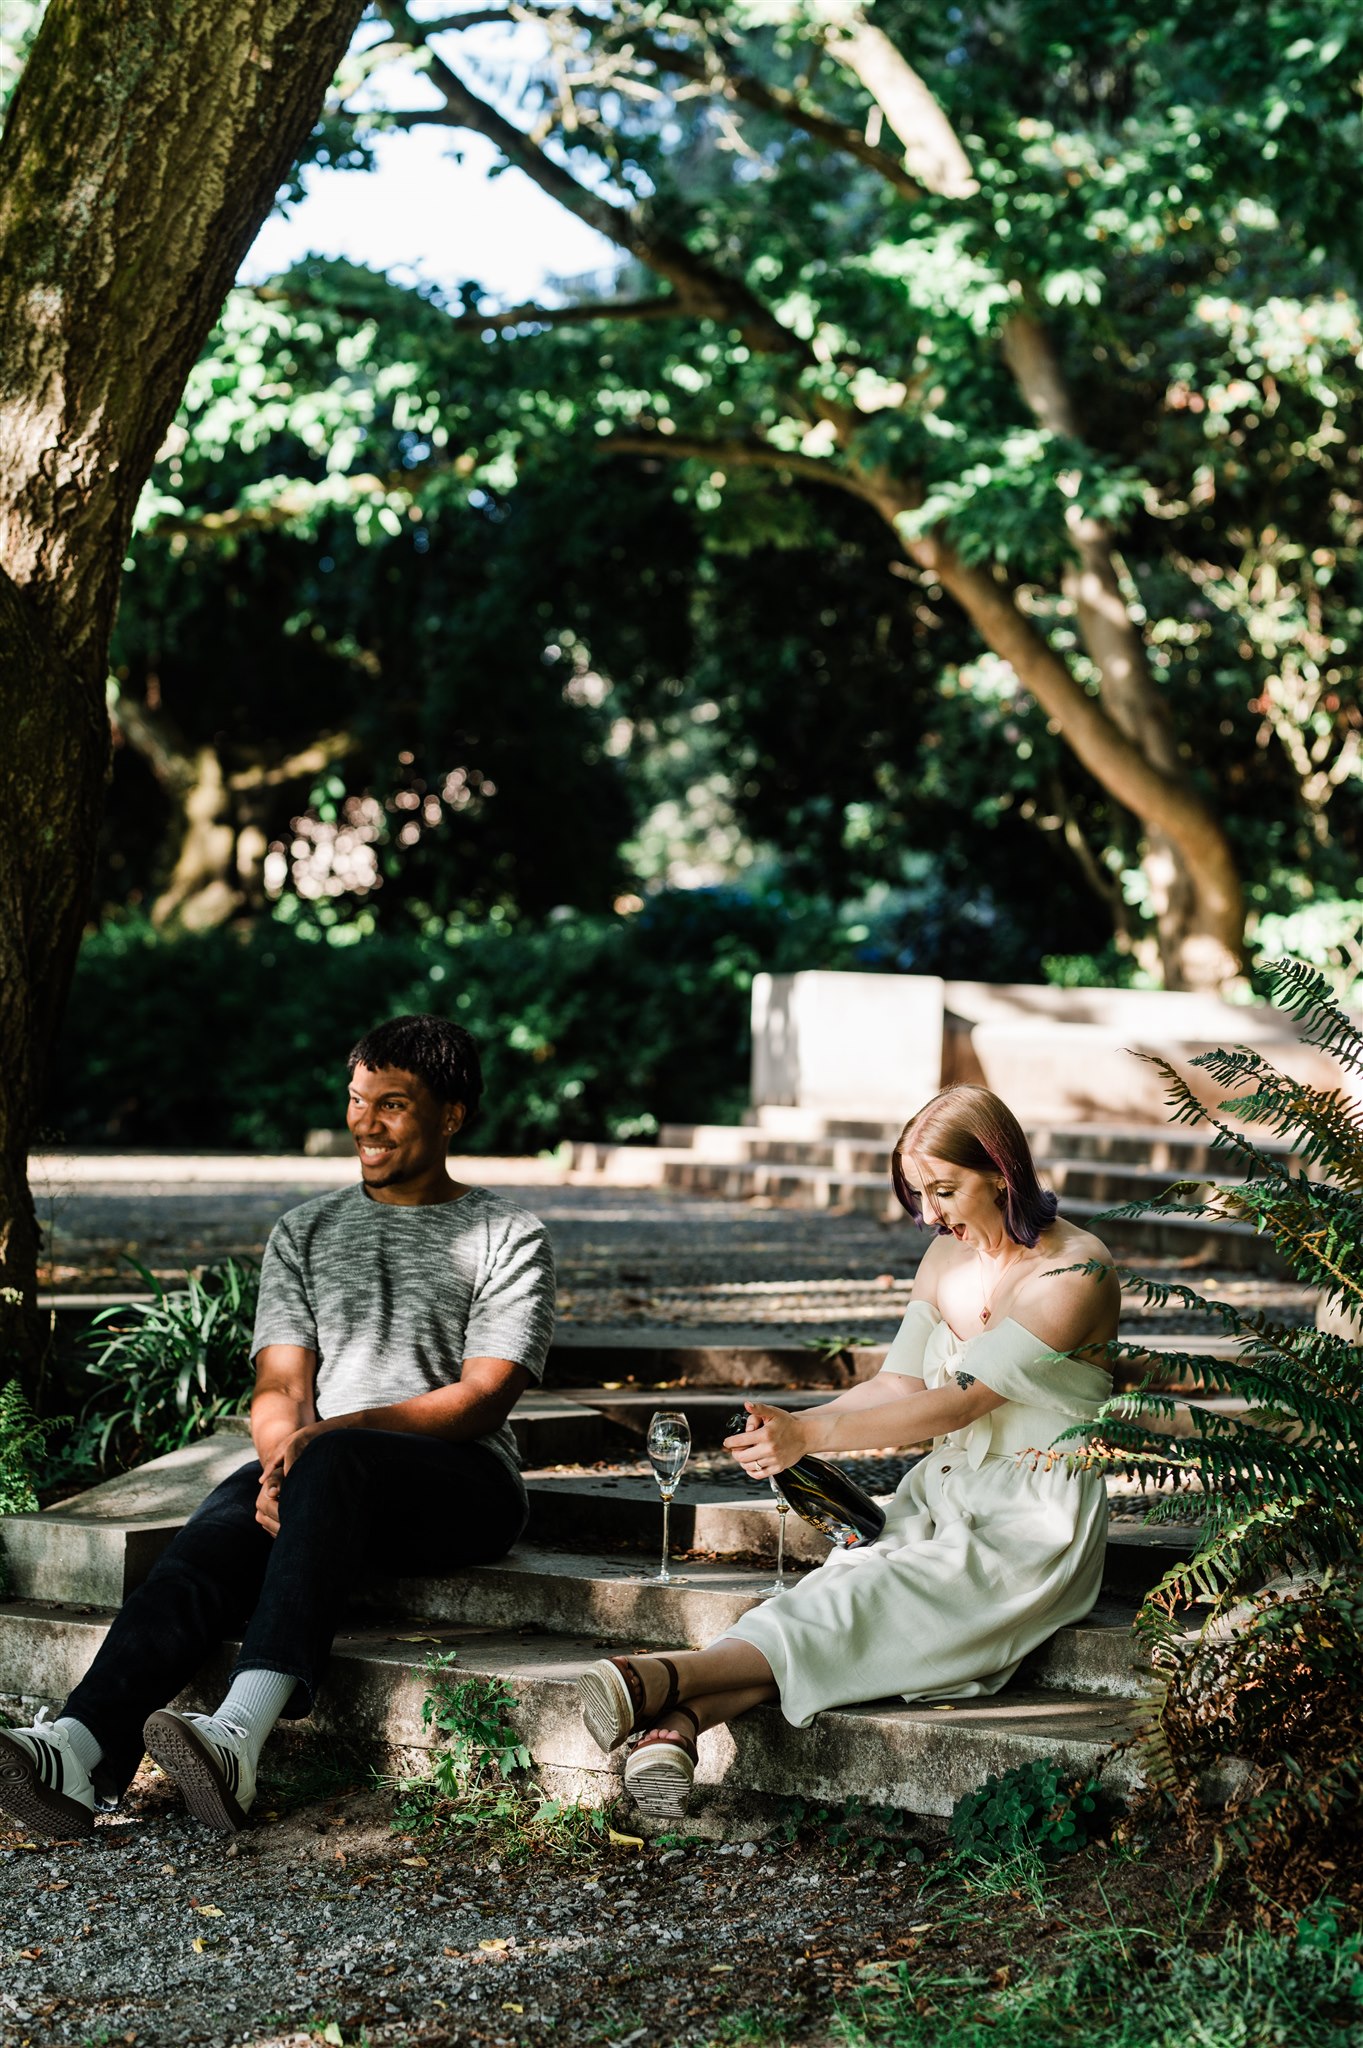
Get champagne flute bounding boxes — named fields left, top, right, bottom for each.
left=645, top=1409, right=691, bottom=1585
left=763, top=1483, right=792, bottom=1596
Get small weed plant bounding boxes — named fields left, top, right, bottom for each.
left=775, top=1793, right=928, bottom=1869
left=948, top=1758, right=1107, bottom=1867
left=392, top=1652, right=613, bottom=1859
left=73, top=1257, right=258, bottom=1470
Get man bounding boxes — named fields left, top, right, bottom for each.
left=0, top=1014, right=554, bottom=1838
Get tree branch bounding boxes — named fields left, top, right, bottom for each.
left=388, top=4, right=923, bottom=196
left=247, top=279, right=685, bottom=332
left=998, top=311, right=1181, bottom=781
left=823, top=16, right=977, bottom=198
left=374, top=0, right=807, bottom=358
left=450, top=293, right=684, bottom=328
left=603, top=430, right=887, bottom=504
left=606, top=31, right=922, bottom=198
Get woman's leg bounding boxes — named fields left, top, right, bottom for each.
left=655, top=1681, right=777, bottom=1739
left=627, top=1639, right=776, bottom=1720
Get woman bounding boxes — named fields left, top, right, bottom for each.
left=575, top=1083, right=1119, bottom=1818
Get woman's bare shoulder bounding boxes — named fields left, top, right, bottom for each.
left=1040, top=1215, right=1116, bottom=1277
left=1017, top=1219, right=1120, bottom=1345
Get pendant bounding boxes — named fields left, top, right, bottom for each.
left=981, top=1307, right=991, bottom=1324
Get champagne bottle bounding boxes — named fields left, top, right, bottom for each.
left=727, top=1410, right=886, bottom=1548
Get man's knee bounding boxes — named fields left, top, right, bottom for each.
left=278, top=1426, right=370, bottom=1499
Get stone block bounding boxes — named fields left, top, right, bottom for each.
left=0, top=1432, right=257, bottom=1606
left=751, top=971, right=945, bottom=1116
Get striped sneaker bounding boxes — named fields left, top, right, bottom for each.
left=142, top=1710, right=256, bottom=1833
left=0, top=1710, right=97, bottom=1839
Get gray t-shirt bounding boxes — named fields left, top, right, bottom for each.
left=250, top=1183, right=556, bottom=1486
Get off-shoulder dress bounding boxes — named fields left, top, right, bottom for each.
left=722, top=1300, right=1112, bottom=1727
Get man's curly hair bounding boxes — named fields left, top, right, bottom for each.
left=347, top=1014, right=483, bottom=1130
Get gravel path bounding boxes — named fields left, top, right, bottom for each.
left=0, top=1748, right=934, bottom=2048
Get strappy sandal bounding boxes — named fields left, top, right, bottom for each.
left=623, top=1710, right=700, bottom=1820
left=577, top=1653, right=681, bottom=1754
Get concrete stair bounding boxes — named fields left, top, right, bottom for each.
left=0, top=1413, right=1193, bottom=1822
left=573, top=1117, right=1293, bottom=1273
left=0, top=1603, right=1144, bottom=1821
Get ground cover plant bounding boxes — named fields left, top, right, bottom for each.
left=835, top=1899, right=1363, bottom=2048
left=1075, top=959, right=1363, bottom=1909
left=389, top=1651, right=617, bottom=1862
left=69, top=1257, right=258, bottom=1473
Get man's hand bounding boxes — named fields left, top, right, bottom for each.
left=279, top=1419, right=336, bottom=1473
left=255, top=1465, right=282, bottom=1538
left=723, top=1401, right=810, bottom=1478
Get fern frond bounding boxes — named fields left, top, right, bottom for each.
left=1268, top=957, right=1363, bottom=1075
left=1197, top=1075, right=1363, bottom=1183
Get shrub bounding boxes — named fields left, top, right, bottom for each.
left=72, top=1259, right=258, bottom=1471
left=0, top=1377, right=56, bottom=1594
left=49, top=890, right=854, bottom=1153
left=1150, top=1574, right=1363, bottom=1911
left=1072, top=960, right=1363, bottom=1903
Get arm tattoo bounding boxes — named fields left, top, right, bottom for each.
left=954, top=1370, right=977, bottom=1392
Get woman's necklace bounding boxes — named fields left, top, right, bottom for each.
left=979, top=1243, right=1031, bottom=1326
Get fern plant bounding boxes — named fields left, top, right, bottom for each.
left=0, top=1377, right=59, bottom=1595
left=1065, top=961, right=1363, bottom=1894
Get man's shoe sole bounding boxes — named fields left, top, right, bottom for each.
left=142, top=1712, right=249, bottom=1833
left=0, top=1729, right=95, bottom=1840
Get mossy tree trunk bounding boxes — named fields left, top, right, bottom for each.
left=0, top=0, right=367, bottom=1392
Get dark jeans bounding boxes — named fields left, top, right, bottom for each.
left=64, top=1428, right=528, bottom=1795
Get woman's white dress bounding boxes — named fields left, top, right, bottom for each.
left=724, top=1301, right=1112, bottom=1727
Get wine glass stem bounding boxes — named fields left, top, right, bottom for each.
left=775, top=1508, right=786, bottom=1587
left=660, top=1490, right=672, bottom=1580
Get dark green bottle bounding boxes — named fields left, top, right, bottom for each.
left=727, top=1410, right=887, bottom=1548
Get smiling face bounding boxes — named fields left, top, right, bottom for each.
left=898, top=1148, right=1008, bottom=1250
left=346, top=1063, right=465, bottom=1200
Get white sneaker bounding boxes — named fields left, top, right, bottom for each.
left=0, top=1710, right=96, bottom=1839
left=142, top=1709, right=256, bottom=1833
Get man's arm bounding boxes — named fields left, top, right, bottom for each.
left=250, top=1344, right=318, bottom=1536
left=273, top=1356, right=532, bottom=1474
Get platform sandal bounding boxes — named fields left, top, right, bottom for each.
left=622, top=1710, right=701, bottom=1821
left=577, top=1653, right=681, bottom=1754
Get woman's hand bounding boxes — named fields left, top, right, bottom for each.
left=723, top=1401, right=810, bottom=1478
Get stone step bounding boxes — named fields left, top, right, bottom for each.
left=0, top=1603, right=1143, bottom=1821
left=344, top=1545, right=1152, bottom=1698
left=523, top=1474, right=1203, bottom=1588
left=716, top=1112, right=1294, bottom=1174
left=589, top=1152, right=1285, bottom=1272
left=548, top=1327, right=1261, bottom=1391
left=659, top=1124, right=1282, bottom=1186
left=3, top=1411, right=1216, bottom=1612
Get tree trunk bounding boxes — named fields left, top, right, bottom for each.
left=880, top=492, right=1245, bottom=988
left=998, top=313, right=1239, bottom=986
left=0, top=0, right=367, bottom=1390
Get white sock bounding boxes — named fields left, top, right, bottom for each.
left=212, top=1669, right=298, bottom=1766
left=53, top=1717, right=103, bottom=1777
